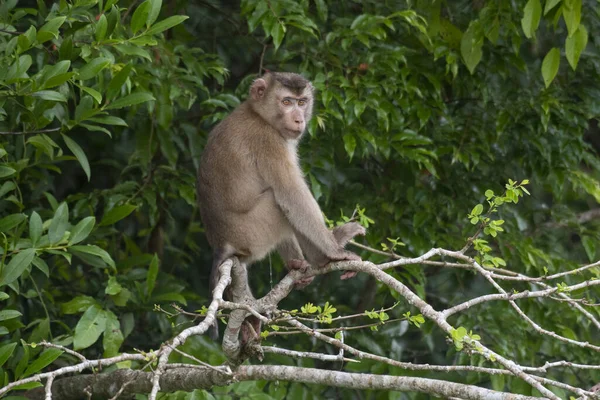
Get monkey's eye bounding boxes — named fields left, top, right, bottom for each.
left=298, top=100, right=306, bottom=106
left=282, top=99, right=292, bottom=106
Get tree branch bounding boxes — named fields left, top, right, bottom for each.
left=0, top=127, right=61, bottom=135
left=23, top=365, right=547, bottom=400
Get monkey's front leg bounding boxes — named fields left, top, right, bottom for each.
left=277, top=237, right=314, bottom=289
left=332, top=222, right=366, bottom=279
left=299, top=221, right=366, bottom=279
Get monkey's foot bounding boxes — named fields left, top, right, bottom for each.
left=294, top=276, right=315, bottom=289
left=286, top=258, right=310, bottom=272
left=340, top=271, right=357, bottom=280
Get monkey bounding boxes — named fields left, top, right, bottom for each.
left=196, top=72, right=365, bottom=340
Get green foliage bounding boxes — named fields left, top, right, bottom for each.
left=450, top=327, right=482, bottom=352
left=1, top=0, right=600, bottom=397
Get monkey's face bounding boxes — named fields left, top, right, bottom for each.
left=250, top=74, right=314, bottom=140
left=276, top=89, right=313, bottom=139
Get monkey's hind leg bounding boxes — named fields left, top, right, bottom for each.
left=277, top=237, right=314, bottom=289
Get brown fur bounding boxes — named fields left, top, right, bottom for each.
left=197, top=72, right=365, bottom=338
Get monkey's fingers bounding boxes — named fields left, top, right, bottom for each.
left=294, top=276, right=315, bottom=289
left=333, top=250, right=362, bottom=262
left=340, top=271, right=357, bottom=280
left=286, top=258, right=310, bottom=272
left=332, top=222, right=366, bottom=246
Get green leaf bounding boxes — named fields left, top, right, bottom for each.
left=129, top=35, right=157, bottom=46
left=59, top=36, right=74, bottom=60
left=315, top=0, right=328, bottom=21
left=81, top=86, right=103, bottom=104
left=32, top=90, right=68, bottom=102
left=0, top=182, right=16, bottom=198
left=96, top=14, right=108, bottom=41
left=105, top=276, right=122, bottom=295
left=100, top=204, right=137, bottom=226
left=30, top=211, right=42, bottom=246
left=103, top=310, right=124, bottom=357
left=541, top=47, right=560, bottom=88
left=0, top=166, right=16, bottom=178
left=32, top=257, right=50, bottom=277
left=6, top=54, right=32, bottom=83
left=146, top=15, right=189, bottom=35
left=78, top=57, right=111, bottom=80
left=0, top=342, right=17, bottom=368
left=582, top=235, right=596, bottom=262
left=521, top=0, right=541, bottom=39
left=0, top=292, right=8, bottom=300
left=343, top=133, right=356, bottom=160
left=105, top=92, right=155, bottom=110
left=37, top=16, right=66, bottom=43
left=0, top=248, right=36, bottom=287
left=565, top=24, right=587, bottom=70
left=43, top=72, right=75, bottom=89
left=69, top=216, right=96, bottom=245
left=70, top=245, right=115, bottom=268
left=48, top=202, right=69, bottom=244
left=0, top=213, right=27, bottom=231
left=147, top=0, right=162, bottom=26
left=471, top=204, right=484, bottom=216
left=146, top=254, right=159, bottom=298
left=107, top=63, right=133, bottom=99
left=460, top=21, right=483, bottom=74
left=0, top=309, right=22, bottom=321
left=12, top=382, right=43, bottom=391
left=88, top=116, right=128, bottom=126
left=114, top=44, right=151, bottom=60
left=80, top=123, right=112, bottom=136
left=131, top=0, right=150, bottom=34
left=62, top=134, right=91, bottom=181
left=23, top=348, right=63, bottom=377
left=74, top=305, right=107, bottom=350
left=562, top=0, right=581, bottom=37
left=544, top=0, right=562, bottom=14
left=61, top=295, right=99, bottom=314
left=271, top=22, right=285, bottom=50
left=74, top=95, right=94, bottom=123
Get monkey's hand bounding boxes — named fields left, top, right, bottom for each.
left=332, top=222, right=366, bottom=247
left=327, top=249, right=361, bottom=280
left=286, top=259, right=315, bottom=289
left=331, top=222, right=365, bottom=280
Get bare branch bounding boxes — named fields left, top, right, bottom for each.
left=238, top=366, right=543, bottom=400
left=0, top=352, right=151, bottom=397
left=261, top=346, right=357, bottom=363
left=24, top=365, right=547, bottom=400
left=0, top=127, right=61, bottom=135
left=147, top=259, right=233, bottom=399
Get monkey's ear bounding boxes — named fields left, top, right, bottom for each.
left=250, top=79, right=268, bottom=101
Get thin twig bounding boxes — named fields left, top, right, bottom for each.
left=169, top=346, right=232, bottom=376
left=44, top=375, right=54, bottom=400
left=258, top=43, right=268, bottom=75
left=0, top=29, right=22, bottom=35
left=0, top=127, right=61, bottom=135
left=262, top=346, right=357, bottom=363
left=39, top=341, right=87, bottom=363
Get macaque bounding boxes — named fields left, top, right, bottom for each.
left=197, top=72, right=365, bottom=339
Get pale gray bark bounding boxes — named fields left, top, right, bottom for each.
left=23, top=365, right=544, bottom=400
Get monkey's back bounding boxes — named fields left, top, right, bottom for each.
left=197, top=102, right=293, bottom=262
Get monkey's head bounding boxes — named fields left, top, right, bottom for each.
left=249, top=72, right=314, bottom=140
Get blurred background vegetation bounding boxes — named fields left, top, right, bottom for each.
left=0, top=0, right=599, bottom=398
